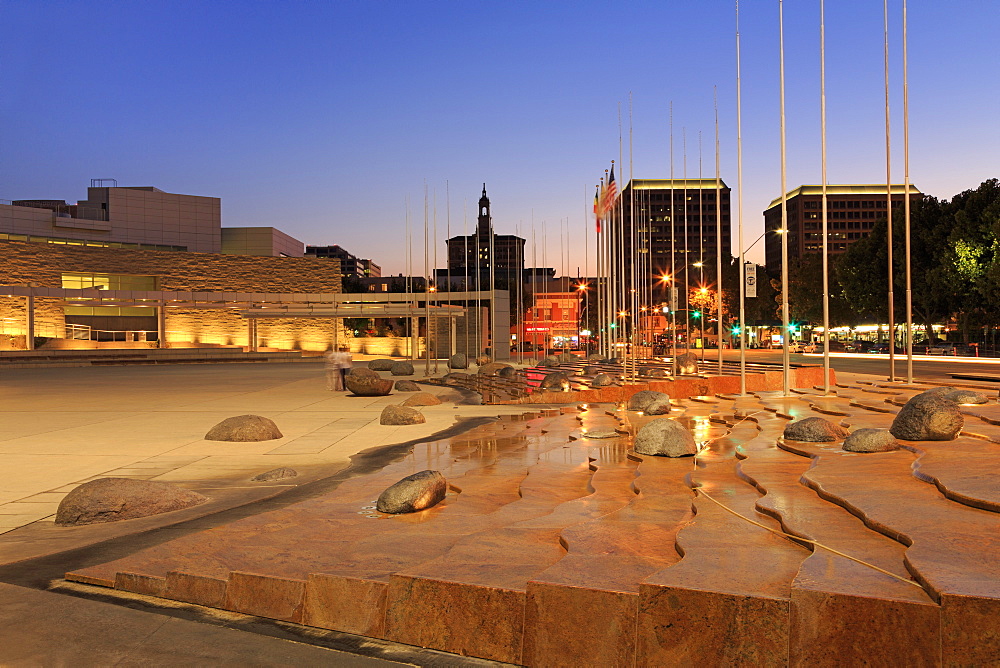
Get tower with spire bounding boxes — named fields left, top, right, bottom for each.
left=444, top=184, right=525, bottom=290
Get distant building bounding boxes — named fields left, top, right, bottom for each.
left=763, top=184, right=923, bottom=273
left=445, top=185, right=525, bottom=289
left=222, top=227, right=303, bottom=257
left=305, top=245, right=381, bottom=277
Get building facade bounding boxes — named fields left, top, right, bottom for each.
left=305, top=245, right=382, bottom=277
left=763, top=184, right=923, bottom=273
left=445, top=185, right=525, bottom=289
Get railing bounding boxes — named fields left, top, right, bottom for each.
left=65, top=324, right=156, bottom=342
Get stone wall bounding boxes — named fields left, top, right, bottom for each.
left=0, top=240, right=346, bottom=351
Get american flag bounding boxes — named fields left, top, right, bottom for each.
left=602, top=164, right=618, bottom=215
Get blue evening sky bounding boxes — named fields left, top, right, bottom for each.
left=1, top=1, right=996, bottom=274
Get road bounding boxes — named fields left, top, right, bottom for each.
left=695, top=348, right=1000, bottom=385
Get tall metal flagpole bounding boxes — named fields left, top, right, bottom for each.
left=618, top=103, right=625, bottom=368
left=736, top=1, right=747, bottom=395
left=406, top=196, right=412, bottom=359
left=884, top=0, right=896, bottom=382
left=629, top=92, right=637, bottom=380
left=779, top=0, right=791, bottom=396
left=699, top=130, right=705, bottom=362
left=463, top=200, right=470, bottom=358
left=447, top=181, right=452, bottom=360
left=670, top=103, right=678, bottom=375
left=715, top=87, right=724, bottom=375
left=433, top=189, right=439, bottom=373
left=424, top=183, right=431, bottom=375
left=821, top=0, right=831, bottom=394
left=683, top=128, right=690, bottom=354
left=903, top=0, right=914, bottom=383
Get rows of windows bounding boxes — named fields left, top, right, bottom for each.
left=802, top=198, right=905, bottom=210
left=0, top=232, right=186, bottom=252
left=61, top=272, right=159, bottom=291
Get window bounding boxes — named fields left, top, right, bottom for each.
left=61, top=273, right=158, bottom=291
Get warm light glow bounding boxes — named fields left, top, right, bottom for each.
left=428, top=285, right=437, bottom=292
left=577, top=283, right=587, bottom=291
left=660, top=274, right=671, bottom=283
left=693, top=261, right=704, bottom=268
left=698, top=287, right=708, bottom=295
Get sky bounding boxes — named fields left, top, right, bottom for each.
left=1, top=1, right=997, bottom=275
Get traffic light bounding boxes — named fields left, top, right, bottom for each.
left=732, top=325, right=742, bottom=336
left=692, top=311, right=701, bottom=319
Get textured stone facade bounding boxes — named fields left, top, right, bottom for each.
left=0, top=240, right=345, bottom=350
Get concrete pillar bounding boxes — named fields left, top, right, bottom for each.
left=157, top=303, right=166, bottom=349
left=25, top=294, right=34, bottom=351
left=248, top=318, right=256, bottom=352
left=450, top=317, right=457, bottom=357
left=411, top=317, right=419, bottom=360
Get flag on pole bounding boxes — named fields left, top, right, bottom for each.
left=602, top=164, right=618, bottom=215
left=594, top=185, right=602, bottom=234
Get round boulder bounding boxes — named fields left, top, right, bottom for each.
left=890, top=389, right=964, bottom=441
left=448, top=353, right=469, bottom=369
left=55, top=478, right=207, bottom=526
left=558, top=353, right=576, bottom=363
left=498, top=366, right=517, bottom=379
left=539, top=372, right=571, bottom=392
left=591, top=373, right=614, bottom=388
left=475, top=355, right=491, bottom=366
left=583, top=365, right=601, bottom=375
left=348, top=367, right=380, bottom=380
left=538, top=355, right=560, bottom=368
left=843, top=429, right=899, bottom=453
left=251, top=467, right=298, bottom=482
left=205, top=415, right=282, bottom=442
left=628, top=390, right=670, bottom=412
left=633, top=419, right=698, bottom=457
left=379, top=405, right=426, bottom=425
left=675, top=352, right=699, bottom=375
left=641, top=366, right=668, bottom=378
left=390, top=361, right=415, bottom=376
left=478, top=362, right=510, bottom=376
left=587, top=353, right=605, bottom=362
left=368, top=359, right=395, bottom=371
left=783, top=417, right=849, bottom=442
left=402, top=392, right=442, bottom=407
left=346, top=374, right=394, bottom=396
left=395, top=380, right=421, bottom=392
left=645, top=399, right=673, bottom=415
left=376, top=470, right=447, bottom=514
left=943, top=389, right=988, bottom=405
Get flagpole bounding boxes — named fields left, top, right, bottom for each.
left=715, top=86, right=724, bottom=376
left=432, top=188, right=439, bottom=373
left=670, top=102, right=678, bottom=376
left=903, top=0, right=914, bottom=383
left=683, top=127, right=690, bottom=356
left=463, top=199, right=469, bottom=358
left=629, top=91, right=637, bottom=380
left=779, top=0, right=791, bottom=397
left=699, top=129, right=705, bottom=362
left=821, top=0, right=831, bottom=395
left=446, top=180, right=452, bottom=361
left=424, top=182, right=431, bottom=376
left=736, top=1, right=747, bottom=395
left=884, top=0, right=896, bottom=383
left=618, top=102, right=625, bottom=369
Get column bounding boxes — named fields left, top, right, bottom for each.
left=157, top=303, right=166, bottom=349
left=25, top=293, right=34, bottom=351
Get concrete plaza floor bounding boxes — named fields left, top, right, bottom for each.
left=0, top=359, right=530, bottom=666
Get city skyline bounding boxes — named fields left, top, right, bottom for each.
left=1, top=1, right=996, bottom=274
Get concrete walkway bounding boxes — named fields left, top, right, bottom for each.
left=0, top=359, right=528, bottom=666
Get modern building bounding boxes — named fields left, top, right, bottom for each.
left=611, top=179, right=733, bottom=278
left=222, top=227, right=304, bottom=257
left=1, top=180, right=306, bottom=257
left=305, top=245, right=381, bottom=277
left=763, top=184, right=923, bottom=273
left=445, top=185, right=525, bottom=289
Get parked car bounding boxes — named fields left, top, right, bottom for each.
left=927, top=341, right=974, bottom=356
left=788, top=341, right=808, bottom=353
left=866, top=342, right=904, bottom=354
left=803, top=340, right=847, bottom=353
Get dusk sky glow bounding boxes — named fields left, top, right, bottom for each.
left=2, top=1, right=996, bottom=275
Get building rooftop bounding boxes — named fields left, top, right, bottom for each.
left=765, top=184, right=923, bottom=210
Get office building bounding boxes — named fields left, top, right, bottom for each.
left=445, top=185, right=525, bottom=289
left=763, top=184, right=923, bottom=273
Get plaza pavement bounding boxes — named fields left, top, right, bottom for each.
left=0, top=358, right=533, bottom=666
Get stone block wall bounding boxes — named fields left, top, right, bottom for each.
left=0, top=240, right=346, bottom=350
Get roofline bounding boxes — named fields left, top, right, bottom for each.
left=765, top=184, right=923, bottom=210
left=624, top=178, right=730, bottom=190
